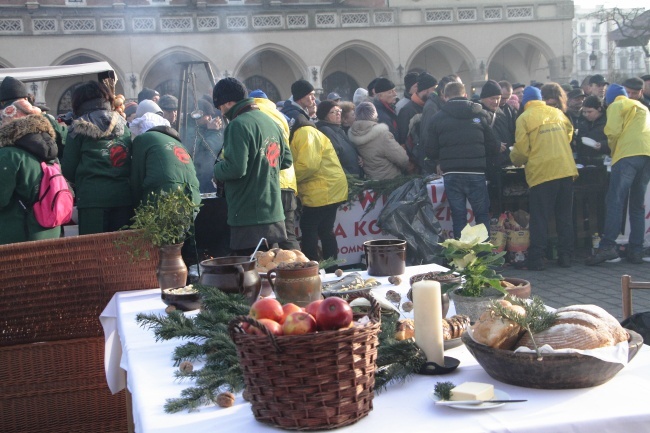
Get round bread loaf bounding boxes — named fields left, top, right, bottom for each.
left=556, top=305, right=629, bottom=344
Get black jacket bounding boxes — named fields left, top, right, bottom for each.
left=575, top=113, right=609, bottom=164
left=373, top=99, right=399, bottom=139
left=426, top=97, right=498, bottom=173
left=317, top=121, right=363, bottom=177
left=396, top=99, right=423, bottom=145
left=419, top=93, right=445, bottom=151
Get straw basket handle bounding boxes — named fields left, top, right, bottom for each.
left=228, top=293, right=381, bottom=352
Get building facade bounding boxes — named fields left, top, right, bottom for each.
left=0, top=0, right=576, bottom=114
left=573, top=6, right=648, bottom=86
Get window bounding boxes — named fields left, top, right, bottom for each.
left=592, top=22, right=599, bottom=32
left=580, top=58, right=587, bottom=71
left=580, top=39, right=586, bottom=51
left=620, top=56, right=628, bottom=70
left=592, top=39, right=600, bottom=50
left=579, top=22, right=585, bottom=33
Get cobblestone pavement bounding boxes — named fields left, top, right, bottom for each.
left=501, top=248, right=650, bottom=321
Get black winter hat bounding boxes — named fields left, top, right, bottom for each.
left=212, top=77, right=247, bottom=108
left=316, top=100, right=338, bottom=121
left=373, top=77, right=395, bottom=94
left=480, top=80, right=502, bottom=99
left=622, top=77, right=644, bottom=91
left=158, top=94, right=178, bottom=110
left=417, top=73, right=438, bottom=91
left=0, top=76, right=28, bottom=103
left=137, top=87, right=159, bottom=103
left=403, top=72, right=419, bottom=90
left=291, top=79, right=314, bottom=102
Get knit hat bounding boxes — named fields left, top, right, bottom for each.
left=213, top=77, right=247, bottom=108
left=249, top=89, right=268, bottom=99
left=622, top=77, right=644, bottom=91
left=137, top=87, right=159, bottom=103
left=124, top=102, right=138, bottom=118
left=353, top=88, right=369, bottom=105
left=135, top=99, right=163, bottom=118
left=512, top=83, right=525, bottom=90
left=0, top=76, right=28, bottom=103
left=158, top=95, right=178, bottom=111
left=521, top=86, right=542, bottom=108
left=605, top=84, right=627, bottom=105
left=129, top=112, right=170, bottom=138
left=290, top=79, right=314, bottom=102
left=480, top=80, right=502, bottom=99
left=417, top=73, right=438, bottom=92
left=367, top=78, right=380, bottom=94
left=567, top=88, right=586, bottom=100
left=642, top=75, right=650, bottom=82
left=373, top=77, right=395, bottom=94
left=316, top=100, right=338, bottom=121
left=1, top=99, right=41, bottom=125
left=355, top=101, right=378, bottom=122
left=404, top=72, right=419, bottom=90
left=198, top=99, right=216, bottom=117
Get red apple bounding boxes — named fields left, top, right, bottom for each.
left=317, top=297, right=353, bottom=330
left=304, top=299, right=323, bottom=321
left=282, top=311, right=317, bottom=335
left=280, top=303, right=303, bottom=324
left=249, top=298, right=283, bottom=322
left=248, top=318, right=283, bottom=336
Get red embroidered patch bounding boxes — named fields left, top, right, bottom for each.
left=109, top=144, right=128, bottom=167
left=266, top=141, right=280, bottom=168
left=174, top=146, right=191, bottom=164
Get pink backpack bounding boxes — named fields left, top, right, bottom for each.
left=32, top=161, right=74, bottom=228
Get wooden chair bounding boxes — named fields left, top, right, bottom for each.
left=621, top=275, right=650, bottom=320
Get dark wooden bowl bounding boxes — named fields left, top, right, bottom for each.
left=161, top=289, right=202, bottom=311
left=462, top=330, right=644, bottom=389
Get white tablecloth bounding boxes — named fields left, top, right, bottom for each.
left=100, top=265, right=650, bottom=433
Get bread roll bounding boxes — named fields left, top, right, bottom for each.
left=517, top=304, right=629, bottom=350
left=257, top=251, right=275, bottom=267
left=394, top=319, right=415, bottom=341
left=471, top=300, right=525, bottom=350
left=274, top=250, right=297, bottom=263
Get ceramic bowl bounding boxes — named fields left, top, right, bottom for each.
left=462, top=330, right=644, bottom=389
left=161, top=288, right=202, bottom=311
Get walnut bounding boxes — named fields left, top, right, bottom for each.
left=385, top=289, right=401, bottom=304
left=401, top=301, right=413, bottom=312
left=179, top=361, right=193, bottom=373
left=215, top=392, right=236, bottom=408
left=334, top=269, right=344, bottom=277
left=388, top=276, right=402, bottom=285
left=165, top=305, right=176, bottom=314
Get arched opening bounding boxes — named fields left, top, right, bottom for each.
left=321, top=42, right=394, bottom=99
left=236, top=46, right=305, bottom=101
left=487, top=36, right=554, bottom=85
left=407, top=39, right=474, bottom=87
left=244, top=75, right=281, bottom=103
left=322, top=71, right=359, bottom=102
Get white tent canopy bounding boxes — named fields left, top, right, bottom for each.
left=0, top=62, right=115, bottom=83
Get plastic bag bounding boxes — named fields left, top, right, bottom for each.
left=377, top=176, right=443, bottom=266
left=621, top=312, right=650, bottom=346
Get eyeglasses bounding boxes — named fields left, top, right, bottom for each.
left=329, top=109, right=342, bottom=115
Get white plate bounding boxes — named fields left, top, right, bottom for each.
left=581, top=137, right=598, bottom=148
left=431, top=388, right=511, bottom=410
left=576, top=164, right=584, bottom=169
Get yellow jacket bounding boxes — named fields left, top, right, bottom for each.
left=604, top=96, right=650, bottom=166
left=290, top=125, right=348, bottom=207
left=510, top=100, right=577, bottom=188
left=254, top=97, right=298, bottom=193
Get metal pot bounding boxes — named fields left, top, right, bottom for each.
left=199, top=256, right=261, bottom=304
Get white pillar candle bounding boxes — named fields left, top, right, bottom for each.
left=412, top=280, right=445, bottom=365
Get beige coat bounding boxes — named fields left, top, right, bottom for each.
left=348, top=120, right=409, bottom=180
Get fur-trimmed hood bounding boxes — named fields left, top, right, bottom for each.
left=347, top=120, right=389, bottom=146
left=0, top=114, right=57, bottom=161
left=69, top=110, right=127, bottom=140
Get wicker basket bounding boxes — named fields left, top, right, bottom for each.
left=229, top=296, right=381, bottom=431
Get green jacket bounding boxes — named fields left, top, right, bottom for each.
left=63, top=110, right=132, bottom=209
left=604, top=96, right=650, bottom=166
left=0, top=115, right=61, bottom=244
left=131, top=126, right=201, bottom=207
left=214, top=98, right=292, bottom=227
left=511, top=100, right=577, bottom=188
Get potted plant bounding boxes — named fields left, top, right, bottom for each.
left=126, top=187, right=201, bottom=290
left=438, top=224, right=508, bottom=321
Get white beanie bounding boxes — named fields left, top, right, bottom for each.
left=129, top=112, right=170, bottom=138
left=135, top=99, right=163, bottom=119
left=353, top=88, right=369, bottom=106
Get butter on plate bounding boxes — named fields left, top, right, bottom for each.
left=450, top=382, right=494, bottom=401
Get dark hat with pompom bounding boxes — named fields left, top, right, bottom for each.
left=0, top=76, right=28, bottom=103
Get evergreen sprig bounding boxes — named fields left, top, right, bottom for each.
left=490, top=296, right=558, bottom=358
